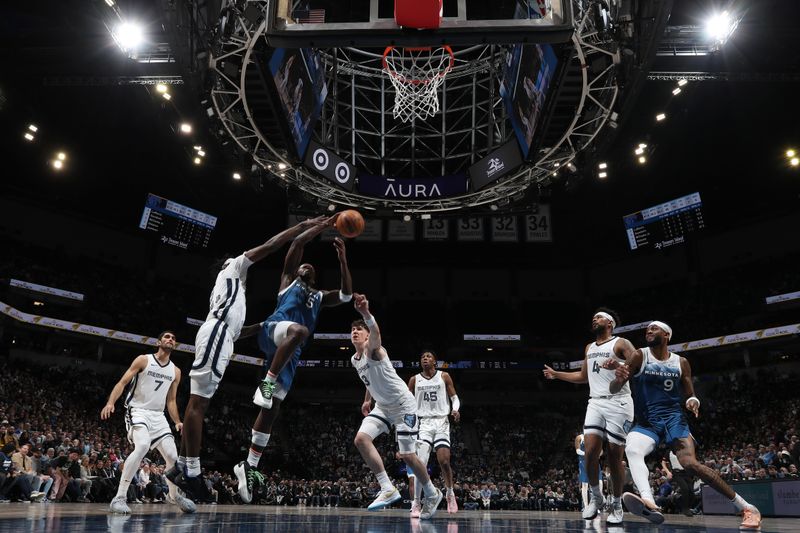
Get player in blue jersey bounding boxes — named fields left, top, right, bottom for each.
left=575, top=433, right=603, bottom=512
left=607, top=321, right=761, bottom=529
left=233, top=217, right=353, bottom=502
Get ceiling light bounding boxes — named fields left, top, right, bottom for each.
left=489, top=204, right=498, bottom=211
left=278, top=162, right=287, bottom=170
left=193, top=145, right=202, bottom=151
left=28, top=124, right=38, bottom=132
left=638, top=143, right=647, bottom=148
left=706, top=11, right=737, bottom=44
left=180, top=123, right=192, bottom=134
left=656, top=113, right=666, bottom=121
left=551, top=171, right=558, bottom=177
left=791, top=157, right=800, bottom=167
left=52, top=160, right=64, bottom=170
left=193, top=157, right=201, bottom=165
left=197, top=150, right=206, bottom=157
left=635, top=147, right=644, bottom=155
left=598, top=162, right=607, bottom=170
left=233, top=172, right=242, bottom=180
left=104, top=0, right=115, bottom=6
left=24, top=133, right=35, bottom=141
left=786, top=149, right=796, bottom=158
left=113, top=22, right=144, bottom=52
left=486, top=347, right=493, bottom=351
left=554, top=162, right=560, bottom=168
left=162, top=92, right=172, bottom=101
left=677, top=79, right=688, bottom=86
left=402, top=214, right=412, bottom=222
left=598, top=171, right=608, bottom=179
left=327, top=203, right=336, bottom=212
left=672, top=87, right=682, bottom=95
left=57, top=152, right=66, bottom=161
left=156, top=83, right=167, bottom=93
left=638, top=156, right=647, bottom=164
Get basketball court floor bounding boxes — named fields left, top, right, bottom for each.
left=0, top=505, right=796, bottom=533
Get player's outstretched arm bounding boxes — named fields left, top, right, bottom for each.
left=353, top=293, right=386, bottom=359
left=279, top=215, right=337, bottom=291
left=542, top=350, right=589, bottom=384
left=443, top=372, right=461, bottom=422
left=101, top=355, right=148, bottom=420
left=610, top=349, right=643, bottom=394
left=245, top=216, right=328, bottom=263
left=680, top=357, right=700, bottom=418
left=321, top=237, right=353, bottom=307
left=167, top=367, right=183, bottom=433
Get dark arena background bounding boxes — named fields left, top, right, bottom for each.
left=1, top=1, right=799, bottom=532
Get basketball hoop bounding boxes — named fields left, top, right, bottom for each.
left=382, top=45, right=454, bottom=123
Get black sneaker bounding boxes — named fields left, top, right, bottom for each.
left=165, top=465, right=192, bottom=495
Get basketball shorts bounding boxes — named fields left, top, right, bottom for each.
left=583, top=396, right=634, bottom=446
left=419, top=416, right=451, bottom=450
left=258, top=320, right=303, bottom=394
left=125, top=407, right=174, bottom=450
left=190, top=318, right=235, bottom=398
left=357, top=399, right=419, bottom=455
left=631, top=412, right=691, bottom=447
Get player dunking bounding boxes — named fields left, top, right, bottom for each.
left=168, top=218, right=327, bottom=497
left=101, top=331, right=194, bottom=514
left=407, top=351, right=460, bottom=517
left=542, top=309, right=636, bottom=524
left=350, top=293, right=443, bottom=519
left=607, top=321, right=762, bottom=529
left=233, top=223, right=351, bottom=503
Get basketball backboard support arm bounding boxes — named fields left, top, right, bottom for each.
left=265, top=0, right=574, bottom=48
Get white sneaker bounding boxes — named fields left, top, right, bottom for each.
left=410, top=499, right=421, bottom=518
left=607, top=502, right=624, bottom=524
left=420, top=488, right=443, bottom=520
left=582, top=492, right=605, bottom=520
left=109, top=495, right=131, bottom=514
left=367, top=488, right=401, bottom=511
left=174, top=494, right=196, bottom=514
left=252, top=381, right=275, bottom=409
left=622, top=492, right=664, bottom=524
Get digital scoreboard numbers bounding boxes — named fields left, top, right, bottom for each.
left=139, top=193, right=217, bottom=250
left=623, top=192, right=705, bottom=251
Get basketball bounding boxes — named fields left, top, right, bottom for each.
left=336, top=210, right=365, bottom=238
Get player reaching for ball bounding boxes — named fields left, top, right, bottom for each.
left=233, top=214, right=353, bottom=502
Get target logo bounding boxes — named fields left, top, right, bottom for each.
left=335, top=162, right=350, bottom=184
left=312, top=148, right=330, bottom=171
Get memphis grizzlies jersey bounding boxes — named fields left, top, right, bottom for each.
left=205, top=253, right=253, bottom=340
left=125, top=354, right=176, bottom=411
left=414, top=371, right=449, bottom=417
left=632, top=348, right=683, bottom=421
left=586, top=337, right=630, bottom=398
left=351, top=351, right=412, bottom=408
left=267, top=279, right=323, bottom=333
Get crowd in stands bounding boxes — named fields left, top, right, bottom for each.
left=2, top=353, right=798, bottom=512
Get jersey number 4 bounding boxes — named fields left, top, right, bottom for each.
left=592, top=361, right=601, bottom=374
left=423, top=391, right=438, bottom=402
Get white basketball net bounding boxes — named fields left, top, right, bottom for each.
left=382, top=46, right=454, bottom=123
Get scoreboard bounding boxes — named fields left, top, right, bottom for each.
left=139, top=193, right=217, bottom=250
left=623, top=192, right=705, bottom=251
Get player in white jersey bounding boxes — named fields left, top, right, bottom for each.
left=406, top=351, right=460, bottom=516
left=350, top=293, right=443, bottom=520
left=101, top=331, right=194, bottom=514
left=170, top=217, right=327, bottom=498
left=542, top=309, right=636, bottom=524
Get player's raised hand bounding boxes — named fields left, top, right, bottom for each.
left=686, top=398, right=700, bottom=418
left=542, top=365, right=557, bottom=380
left=361, top=400, right=372, bottom=417
left=100, top=403, right=114, bottom=420
left=614, top=363, right=630, bottom=382
left=333, top=236, right=347, bottom=262
left=354, top=293, right=370, bottom=316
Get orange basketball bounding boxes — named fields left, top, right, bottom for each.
left=335, top=210, right=365, bottom=238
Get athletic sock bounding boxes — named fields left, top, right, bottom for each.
left=177, top=456, right=186, bottom=469
left=247, top=448, right=262, bottom=468
left=186, top=457, right=201, bottom=478
left=375, top=471, right=394, bottom=492
left=446, top=487, right=454, bottom=497
left=590, top=484, right=603, bottom=500
left=248, top=431, right=270, bottom=468
left=731, top=493, right=753, bottom=512
left=414, top=478, right=423, bottom=502
left=423, top=480, right=437, bottom=498
left=265, top=371, right=277, bottom=383
left=613, top=495, right=621, bottom=506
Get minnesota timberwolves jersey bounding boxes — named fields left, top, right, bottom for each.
left=586, top=337, right=630, bottom=398
left=414, top=371, right=449, bottom=417
left=125, top=354, right=176, bottom=411
left=267, top=279, right=323, bottom=333
left=632, top=348, right=683, bottom=421
left=351, top=352, right=411, bottom=408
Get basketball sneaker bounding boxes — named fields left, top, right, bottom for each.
left=420, top=488, right=443, bottom=520
left=410, top=499, right=421, bottom=518
left=253, top=380, right=276, bottom=409
left=234, top=461, right=262, bottom=504
left=368, top=488, right=401, bottom=510
left=740, top=507, right=762, bottom=530
left=109, top=495, right=131, bottom=514
left=622, top=492, right=664, bottom=524
left=446, top=491, right=458, bottom=514
left=582, top=492, right=605, bottom=520
left=607, top=501, right=624, bottom=524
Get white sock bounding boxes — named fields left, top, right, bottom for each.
left=265, top=371, right=277, bottom=384
left=423, top=480, right=437, bottom=497
left=590, top=484, right=603, bottom=500
left=414, top=477, right=423, bottom=503
left=613, top=495, right=621, bottom=505
left=247, top=448, right=262, bottom=468
left=177, top=456, right=186, bottom=469
left=446, top=487, right=454, bottom=497
left=375, top=471, right=394, bottom=492
left=186, top=457, right=201, bottom=478
left=731, top=493, right=753, bottom=512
